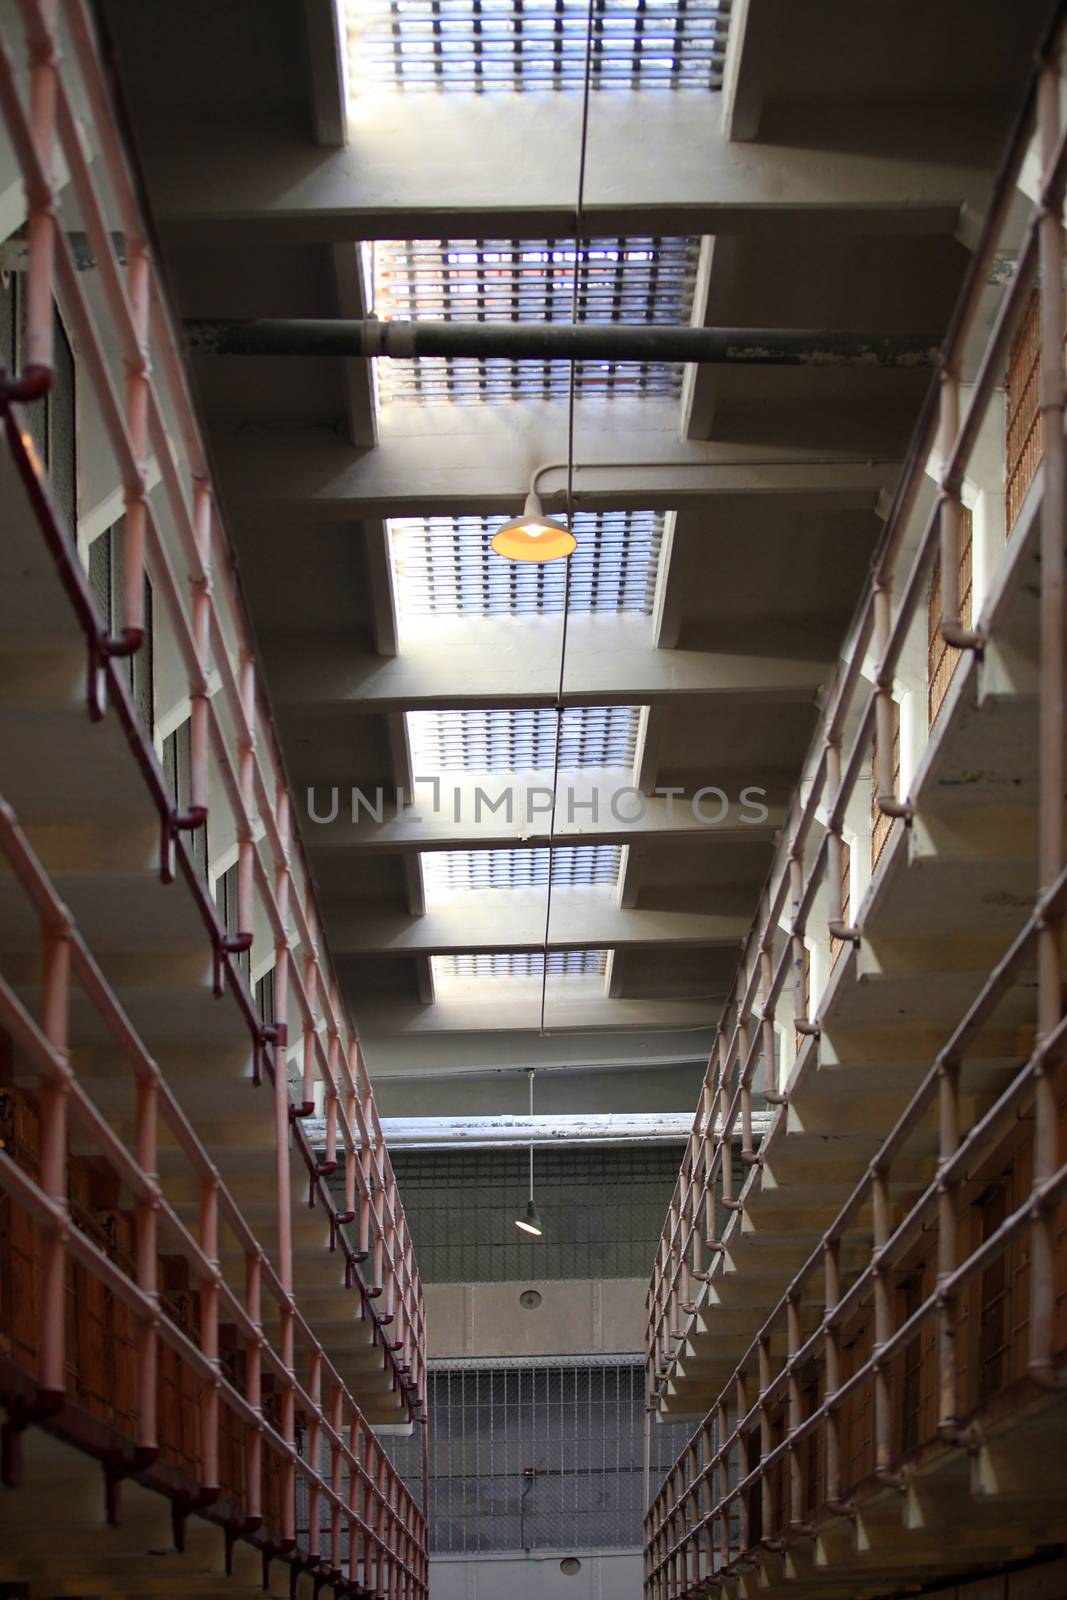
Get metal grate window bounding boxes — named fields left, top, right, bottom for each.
left=380, top=1145, right=683, bottom=1283
left=345, top=0, right=731, bottom=95
left=433, top=948, right=608, bottom=980
left=379, top=1359, right=694, bottom=1555
left=371, top=237, right=700, bottom=402
left=407, top=705, right=642, bottom=772
left=390, top=511, right=664, bottom=619
left=423, top=844, right=622, bottom=895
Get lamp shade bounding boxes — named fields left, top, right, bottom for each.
left=515, top=1198, right=543, bottom=1236
left=491, top=491, right=576, bottom=563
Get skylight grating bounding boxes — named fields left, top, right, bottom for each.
left=391, top=512, right=664, bottom=620
left=371, top=237, right=699, bottom=403
left=408, top=706, right=642, bottom=773
left=423, top=844, right=622, bottom=894
left=345, top=0, right=731, bottom=95
left=433, top=949, right=609, bottom=979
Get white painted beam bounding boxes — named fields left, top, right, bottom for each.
left=270, top=616, right=832, bottom=712
left=322, top=891, right=750, bottom=956
left=304, top=770, right=785, bottom=853
left=345, top=990, right=720, bottom=1034
left=218, top=409, right=902, bottom=520
left=304, top=0, right=349, bottom=148
left=330, top=244, right=377, bottom=447
left=358, top=1028, right=713, bottom=1079
left=147, top=96, right=980, bottom=242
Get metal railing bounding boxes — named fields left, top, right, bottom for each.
left=0, top=0, right=423, bottom=1421
left=0, top=801, right=427, bottom=1596
left=643, top=13, right=1067, bottom=1595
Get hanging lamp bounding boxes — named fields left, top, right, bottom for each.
left=491, top=489, right=576, bottom=564
left=515, top=1068, right=544, bottom=1235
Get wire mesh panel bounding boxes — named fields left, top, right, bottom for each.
left=423, top=844, right=622, bottom=895
left=371, top=237, right=700, bottom=402
left=383, top=1145, right=683, bottom=1282
left=390, top=511, right=665, bottom=619
left=407, top=705, right=642, bottom=772
left=432, top=948, right=609, bottom=979
left=380, top=1359, right=694, bottom=1555
left=344, top=0, right=731, bottom=94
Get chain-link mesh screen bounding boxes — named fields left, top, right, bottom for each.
left=380, top=1358, right=693, bottom=1554
left=383, top=1145, right=682, bottom=1283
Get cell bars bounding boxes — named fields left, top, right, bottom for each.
left=432, top=949, right=609, bottom=979
left=344, top=0, right=731, bottom=95
left=422, top=843, right=622, bottom=894
left=390, top=511, right=664, bottom=620
left=370, top=237, right=700, bottom=402
left=407, top=705, right=642, bottom=772
left=379, top=1360, right=695, bottom=1557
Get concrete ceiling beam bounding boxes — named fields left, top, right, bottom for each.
left=268, top=616, right=833, bottom=711
left=217, top=412, right=900, bottom=519
left=147, top=96, right=984, bottom=243
left=303, top=768, right=786, bottom=852
left=320, top=893, right=752, bottom=957
left=343, top=990, right=719, bottom=1035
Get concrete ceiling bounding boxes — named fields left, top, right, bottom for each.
left=99, top=0, right=1048, bottom=1115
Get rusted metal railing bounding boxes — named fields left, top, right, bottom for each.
left=0, top=0, right=423, bottom=1418
left=644, top=16, right=1067, bottom=1597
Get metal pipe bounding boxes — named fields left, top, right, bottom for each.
left=2, top=0, right=57, bottom=403
left=1031, top=52, right=1067, bottom=1381
left=938, top=368, right=983, bottom=651
left=873, top=579, right=913, bottom=820
left=184, top=317, right=942, bottom=369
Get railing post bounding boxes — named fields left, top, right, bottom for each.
left=199, top=1175, right=221, bottom=1496
left=134, top=1074, right=159, bottom=1461
left=826, top=740, right=859, bottom=942
left=823, top=1239, right=842, bottom=1508
left=1031, top=49, right=1067, bottom=1381
left=938, top=367, right=982, bottom=651
left=717, top=1029, right=734, bottom=1214
left=4, top=0, right=57, bottom=401
left=181, top=480, right=212, bottom=832
left=757, top=1334, right=773, bottom=1542
left=714, top=1398, right=729, bottom=1569
left=245, top=1250, right=263, bottom=1527
left=307, top=1350, right=322, bottom=1561
left=871, top=1166, right=897, bottom=1481
left=38, top=920, right=71, bottom=1404
left=735, top=1370, right=750, bottom=1556
left=873, top=579, right=912, bottom=821
left=786, top=1292, right=805, bottom=1530
left=235, top=649, right=257, bottom=945
left=119, top=233, right=149, bottom=650
left=272, top=784, right=297, bottom=1548
left=936, top=1060, right=961, bottom=1431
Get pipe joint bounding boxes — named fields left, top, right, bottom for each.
left=102, top=626, right=146, bottom=661
left=1, top=362, right=53, bottom=404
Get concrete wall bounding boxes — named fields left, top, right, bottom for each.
left=426, top=1278, right=645, bottom=1358
left=429, top=1550, right=643, bottom=1600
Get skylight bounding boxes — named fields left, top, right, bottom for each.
left=423, top=844, right=622, bottom=895
left=370, top=237, right=699, bottom=403
left=391, top=512, right=664, bottom=621
left=433, top=949, right=609, bottom=980
left=344, top=0, right=730, bottom=95
left=407, top=706, right=642, bottom=773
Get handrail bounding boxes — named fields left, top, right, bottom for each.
left=0, top=800, right=427, bottom=1596
left=644, top=6, right=1067, bottom=1396
left=643, top=13, right=1067, bottom=1597
left=0, top=0, right=423, bottom=1409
